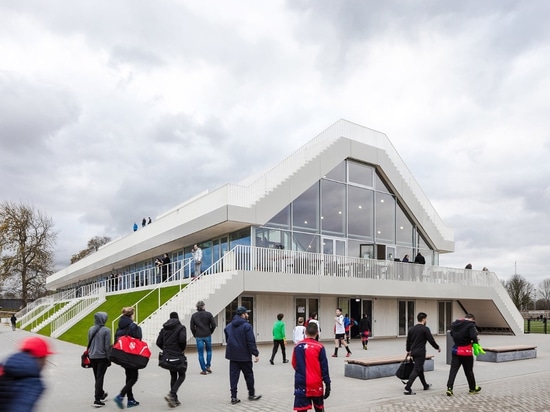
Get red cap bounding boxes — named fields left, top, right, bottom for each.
left=20, top=337, right=55, bottom=358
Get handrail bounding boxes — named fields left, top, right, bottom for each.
left=110, top=259, right=193, bottom=338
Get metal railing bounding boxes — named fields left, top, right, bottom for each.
left=110, top=259, right=194, bottom=336
left=16, top=289, right=76, bottom=325
left=50, top=287, right=106, bottom=338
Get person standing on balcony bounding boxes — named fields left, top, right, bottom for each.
left=402, top=255, right=410, bottom=263
left=403, top=312, right=440, bottom=395
left=133, top=222, right=138, bottom=232
left=192, top=245, right=202, bottom=277
left=331, top=308, right=351, bottom=358
left=156, top=311, right=187, bottom=408
left=141, top=218, right=146, bottom=228
left=269, top=313, right=289, bottom=365
left=224, top=306, right=262, bottom=405
left=414, top=252, right=425, bottom=264
left=88, top=312, right=112, bottom=407
left=190, top=300, right=217, bottom=375
left=162, top=253, right=171, bottom=282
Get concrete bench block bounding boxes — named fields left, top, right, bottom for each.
left=344, top=359, right=434, bottom=380
left=477, top=349, right=537, bottom=363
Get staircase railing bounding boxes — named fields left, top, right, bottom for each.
left=110, top=259, right=193, bottom=336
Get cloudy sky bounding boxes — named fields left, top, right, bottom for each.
left=1, top=1, right=549, bottom=285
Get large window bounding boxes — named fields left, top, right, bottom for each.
left=348, top=161, right=374, bottom=187
left=321, top=180, right=346, bottom=236
left=265, top=205, right=290, bottom=229
left=375, top=192, right=395, bottom=243
left=324, top=161, right=346, bottom=182
left=396, top=204, right=413, bottom=246
left=292, top=183, right=319, bottom=233
left=348, top=185, right=374, bottom=239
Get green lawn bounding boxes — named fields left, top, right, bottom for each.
left=524, top=319, right=549, bottom=334
left=51, top=285, right=183, bottom=346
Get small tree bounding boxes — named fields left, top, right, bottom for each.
left=505, top=274, right=533, bottom=311
left=70, top=236, right=111, bottom=264
left=538, top=279, right=550, bottom=310
left=0, top=202, right=56, bottom=305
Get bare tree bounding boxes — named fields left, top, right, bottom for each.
left=505, top=274, right=534, bottom=311
left=538, top=279, right=550, bottom=310
left=70, top=236, right=111, bottom=264
left=0, top=202, right=56, bottom=305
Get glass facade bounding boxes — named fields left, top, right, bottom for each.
left=257, top=159, right=435, bottom=261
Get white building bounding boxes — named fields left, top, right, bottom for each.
left=45, top=120, right=523, bottom=344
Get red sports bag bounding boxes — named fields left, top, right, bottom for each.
left=110, top=336, right=151, bottom=369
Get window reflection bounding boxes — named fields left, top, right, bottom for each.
left=292, top=183, right=319, bottom=233
left=321, top=180, right=346, bottom=236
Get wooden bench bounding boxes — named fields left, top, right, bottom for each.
left=344, top=354, right=434, bottom=380
left=476, top=345, right=537, bottom=363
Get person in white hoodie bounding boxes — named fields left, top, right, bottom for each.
left=293, top=317, right=306, bottom=344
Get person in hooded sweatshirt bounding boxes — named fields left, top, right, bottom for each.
left=445, top=313, right=481, bottom=396
left=156, top=312, right=187, bottom=408
left=113, top=307, right=143, bottom=409
left=88, top=311, right=112, bottom=407
left=0, top=336, right=55, bottom=412
left=224, top=306, right=262, bottom=405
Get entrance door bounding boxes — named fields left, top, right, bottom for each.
left=398, top=300, right=415, bottom=336
left=438, top=301, right=452, bottom=334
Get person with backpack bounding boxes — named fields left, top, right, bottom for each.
left=157, top=312, right=187, bottom=408
left=87, top=312, right=112, bottom=407
left=113, top=307, right=143, bottom=409
left=0, top=336, right=55, bottom=412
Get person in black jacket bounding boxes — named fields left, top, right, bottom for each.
left=358, top=313, right=371, bottom=350
left=157, top=312, right=187, bottom=408
left=404, top=312, right=440, bottom=395
left=446, top=313, right=481, bottom=396
left=224, top=306, right=262, bottom=405
left=190, top=300, right=217, bottom=374
left=113, top=307, right=143, bottom=409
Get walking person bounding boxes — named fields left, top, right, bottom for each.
left=113, top=307, right=143, bottom=409
left=403, top=312, right=441, bottom=395
left=10, top=313, right=16, bottom=331
left=307, top=313, right=321, bottom=341
left=0, top=336, right=55, bottom=412
left=224, top=305, right=262, bottom=405
left=446, top=313, right=482, bottom=396
left=359, top=313, right=371, bottom=350
left=293, top=317, right=306, bottom=344
left=157, top=312, right=187, bottom=408
left=292, top=322, right=331, bottom=412
left=88, top=312, right=112, bottom=407
left=192, top=244, right=202, bottom=277
left=190, top=300, right=217, bottom=375
left=331, top=308, right=351, bottom=358
left=269, top=313, right=289, bottom=365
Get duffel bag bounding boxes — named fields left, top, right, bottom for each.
left=111, top=336, right=151, bottom=369
left=158, top=351, right=187, bottom=371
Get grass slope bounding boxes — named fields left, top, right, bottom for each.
left=54, top=285, right=183, bottom=346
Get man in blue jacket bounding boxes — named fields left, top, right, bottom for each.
left=224, top=306, right=262, bottom=405
left=0, top=336, right=55, bottom=412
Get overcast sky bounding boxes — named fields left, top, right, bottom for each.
left=1, top=1, right=549, bottom=285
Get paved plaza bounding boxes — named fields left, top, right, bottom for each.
left=1, top=323, right=550, bottom=411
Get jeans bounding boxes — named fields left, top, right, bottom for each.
left=196, top=336, right=212, bottom=372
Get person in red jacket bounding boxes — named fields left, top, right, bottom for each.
left=292, top=322, right=331, bottom=412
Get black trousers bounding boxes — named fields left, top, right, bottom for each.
left=405, top=352, right=428, bottom=390
left=229, top=360, right=255, bottom=399
left=120, top=368, right=139, bottom=400
left=91, top=358, right=109, bottom=401
left=169, top=368, right=186, bottom=398
left=446, top=354, right=476, bottom=390
left=270, top=339, right=287, bottom=361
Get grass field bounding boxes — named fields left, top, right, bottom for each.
left=524, top=319, right=549, bottom=334
left=52, top=285, right=183, bottom=346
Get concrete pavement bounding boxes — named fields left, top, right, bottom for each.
left=1, top=324, right=550, bottom=411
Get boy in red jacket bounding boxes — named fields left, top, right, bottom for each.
left=292, top=323, right=331, bottom=411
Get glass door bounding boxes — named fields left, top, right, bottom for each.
left=323, top=237, right=346, bottom=276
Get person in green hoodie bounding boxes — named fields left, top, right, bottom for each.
left=269, top=313, right=289, bottom=365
